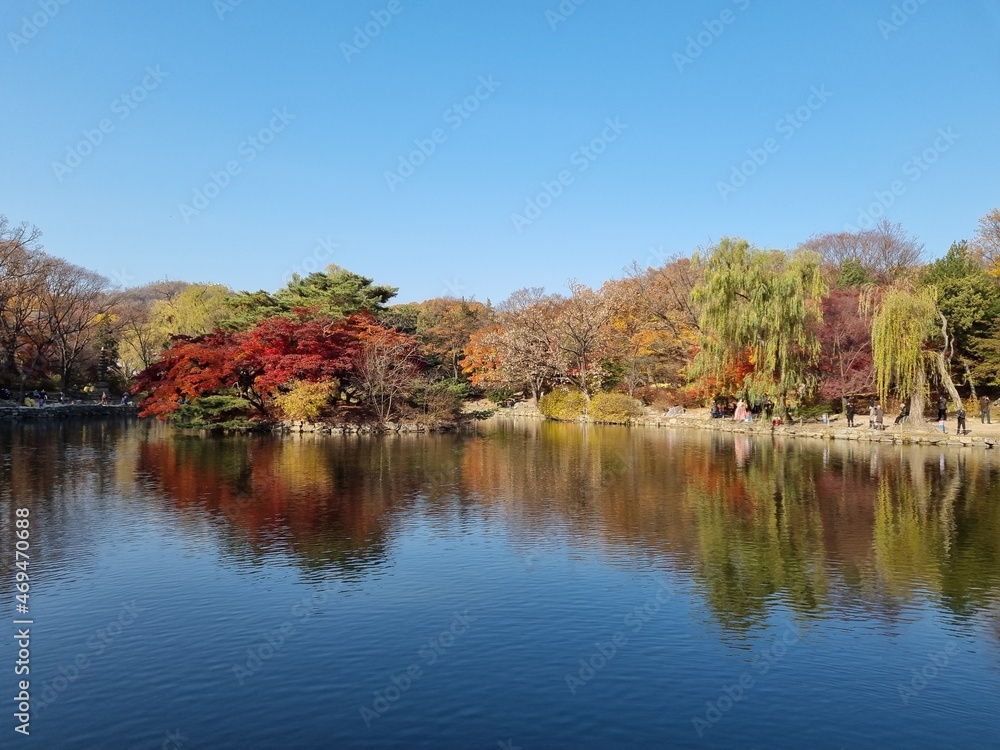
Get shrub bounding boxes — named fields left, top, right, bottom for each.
left=408, top=378, right=468, bottom=423
left=274, top=381, right=337, bottom=422
left=539, top=388, right=587, bottom=420
left=485, top=387, right=515, bottom=405
left=635, top=385, right=704, bottom=410
left=172, top=394, right=257, bottom=428
left=589, top=392, right=644, bottom=423
left=635, top=386, right=674, bottom=410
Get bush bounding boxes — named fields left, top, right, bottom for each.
left=172, top=394, right=257, bottom=428
left=635, top=385, right=704, bottom=410
left=589, top=392, right=644, bottom=423
left=539, top=388, right=587, bottom=420
left=408, top=378, right=468, bottom=423
left=635, top=386, right=674, bottom=410
left=485, top=387, right=515, bottom=405
left=274, top=381, right=337, bottom=422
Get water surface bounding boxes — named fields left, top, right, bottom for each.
left=1, top=419, right=998, bottom=749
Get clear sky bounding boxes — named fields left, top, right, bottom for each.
left=3, top=0, right=998, bottom=303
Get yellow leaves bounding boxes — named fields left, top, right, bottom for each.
left=273, top=380, right=337, bottom=422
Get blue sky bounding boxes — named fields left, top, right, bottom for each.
left=2, top=0, right=998, bottom=303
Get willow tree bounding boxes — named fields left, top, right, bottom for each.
left=692, top=238, right=827, bottom=417
left=864, top=284, right=961, bottom=423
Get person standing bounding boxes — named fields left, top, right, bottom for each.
left=869, top=401, right=876, bottom=429
left=937, top=395, right=947, bottom=422
left=980, top=395, right=992, bottom=424
left=733, top=399, right=746, bottom=422
left=957, top=406, right=967, bottom=435
left=875, top=403, right=884, bottom=430
left=846, top=399, right=855, bottom=427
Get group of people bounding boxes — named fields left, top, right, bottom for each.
left=843, top=394, right=996, bottom=434
left=0, top=387, right=131, bottom=407
left=844, top=400, right=886, bottom=430
left=712, top=396, right=777, bottom=423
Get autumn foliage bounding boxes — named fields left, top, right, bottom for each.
left=132, top=312, right=421, bottom=423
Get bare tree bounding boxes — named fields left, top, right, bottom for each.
left=350, top=323, right=422, bottom=422
left=0, top=231, right=55, bottom=401
left=624, top=255, right=702, bottom=337
left=39, top=258, right=117, bottom=387
left=495, top=288, right=563, bottom=401
left=805, top=219, right=923, bottom=285
left=553, top=282, right=613, bottom=399
left=971, top=207, right=1000, bottom=274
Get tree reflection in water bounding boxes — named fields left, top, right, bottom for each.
left=3, top=418, right=998, bottom=637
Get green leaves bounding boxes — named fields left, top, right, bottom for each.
left=867, top=285, right=938, bottom=402
left=692, top=238, right=826, bottom=406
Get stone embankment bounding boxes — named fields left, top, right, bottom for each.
left=0, top=404, right=138, bottom=420
left=636, top=415, right=998, bottom=449
left=494, top=404, right=999, bottom=449
left=274, top=420, right=467, bottom=435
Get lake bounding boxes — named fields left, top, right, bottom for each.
left=1, top=418, right=998, bottom=749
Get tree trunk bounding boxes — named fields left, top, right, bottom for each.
left=777, top=395, right=790, bottom=422
left=907, top=365, right=927, bottom=425
left=962, top=359, right=977, bottom=401
left=934, top=352, right=963, bottom=413
left=935, top=310, right=963, bottom=412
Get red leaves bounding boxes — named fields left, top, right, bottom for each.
left=236, top=315, right=360, bottom=397
left=814, top=289, right=875, bottom=401
left=133, top=312, right=412, bottom=420
left=132, top=331, right=240, bottom=418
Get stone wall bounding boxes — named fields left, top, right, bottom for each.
left=274, top=420, right=468, bottom=435
left=492, top=404, right=998, bottom=450
left=0, top=404, right=138, bottom=421
left=631, top=415, right=997, bottom=449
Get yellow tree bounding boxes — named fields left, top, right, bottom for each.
left=864, top=284, right=962, bottom=423
left=692, top=238, right=827, bottom=416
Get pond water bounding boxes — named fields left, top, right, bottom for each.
left=1, top=418, right=998, bottom=749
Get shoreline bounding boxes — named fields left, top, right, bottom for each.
left=0, top=404, right=138, bottom=421
left=7, top=402, right=992, bottom=451
left=493, top=405, right=1000, bottom=450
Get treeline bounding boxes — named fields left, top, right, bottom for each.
left=463, top=210, right=1000, bottom=423
left=3, top=208, right=999, bottom=426
left=0, top=218, right=119, bottom=400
